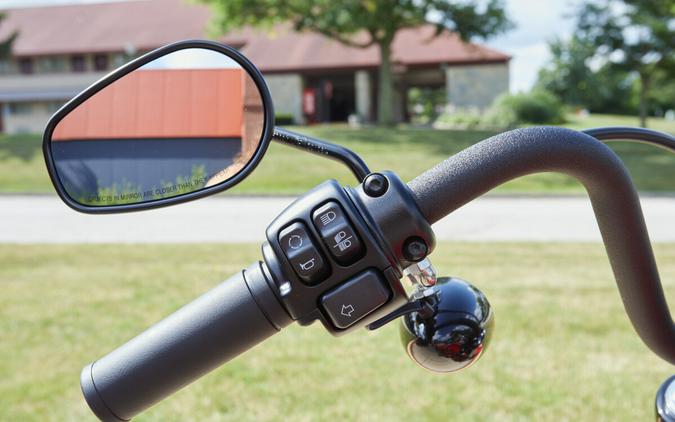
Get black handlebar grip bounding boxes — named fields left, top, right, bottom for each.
left=80, top=262, right=291, bottom=421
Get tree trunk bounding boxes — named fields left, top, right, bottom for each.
left=377, top=41, right=394, bottom=126
left=638, top=72, right=650, bottom=128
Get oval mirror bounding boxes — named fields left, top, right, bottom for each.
left=43, top=41, right=273, bottom=212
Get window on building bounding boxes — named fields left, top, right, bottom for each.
left=0, top=59, right=10, bottom=74
left=47, top=101, right=65, bottom=113
left=18, top=58, right=33, bottom=75
left=93, top=54, right=109, bottom=71
left=39, top=56, right=67, bottom=73
left=112, top=52, right=129, bottom=67
left=8, top=103, right=33, bottom=115
left=71, top=55, right=86, bottom=72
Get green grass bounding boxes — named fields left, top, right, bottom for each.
left=1, top=242, right=674, bottom=421
left=561, top=113, right=675, bottom=133
left=0, top=134, right=49, bottom=193
left=1, top=113, right=673, bottom=195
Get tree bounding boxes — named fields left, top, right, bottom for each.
left=535, top=35, right=634, bottom=114
left=575, top=0, right=675, bottom=127
left=0, top=13, right=16, bottom=59
left=197, top=0, right=512, bottom=125
left=645, top=68, right=675, bottom=117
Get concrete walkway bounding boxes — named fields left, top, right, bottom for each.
left=0, top=195, right=673, bottom=243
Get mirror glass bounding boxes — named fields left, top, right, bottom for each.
left=49, top=47, right=266, bottom=206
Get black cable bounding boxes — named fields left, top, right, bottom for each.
left=583, top=126, right=675, bottom=153
left=272, top=127, right=371, bottom=182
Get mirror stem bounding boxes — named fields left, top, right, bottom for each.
left=273, top=127, right=371, bottom=182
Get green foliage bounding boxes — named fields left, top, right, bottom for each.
left=492, top=91, right=566, bottom=125
left=433, top=109, right=485, bottom=130
left=0, top=13, right=16, bottom=59
left=275, top=113, right=295, bottom=125
left=646, top=69, right=675, bottom=116
left=433, top=90, right=564, bottom=130
left=77, top=165, right=209, bottom=206
left=574, top=0, right=675, bottom=126
left=407, top=87, right=446, bottom=124
left=535, top=36, right=635, bottom=114
left=197, top=0, right=512, bottom=125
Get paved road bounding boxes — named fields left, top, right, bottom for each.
left=0, top=195, right=673, bottom=243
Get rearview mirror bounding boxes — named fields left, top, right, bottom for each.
left=43, top=40, right=274, bottom=213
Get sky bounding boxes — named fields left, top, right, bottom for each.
left=485, top=0, right=585, bottom=92
left=0, top=0, right=584, bottom=92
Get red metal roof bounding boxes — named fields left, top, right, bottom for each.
left=0, top=0, right=510, bottom=70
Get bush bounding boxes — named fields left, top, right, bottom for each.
left=492, top=90, right=566, bottom=124
left=275, top=113, right=295, bottom=125
left=433, top=108, right=484, bottom=130
left=432, top=90, right=566, bottom=130
left=433, top=106, right=519, bottom=130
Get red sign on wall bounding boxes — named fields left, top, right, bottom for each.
left=303, top=88, right=316, bottom=117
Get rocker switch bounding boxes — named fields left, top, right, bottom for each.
left=321, top=270, right=391, bottom=329
left=312, top=202, right=364, bottom=266
left=279, top=222, right=328, bottom=285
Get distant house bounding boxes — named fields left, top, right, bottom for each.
left=0, top=0, right=510, bottom=134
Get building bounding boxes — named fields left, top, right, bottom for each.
left=0, top=0, right=510, bottom=134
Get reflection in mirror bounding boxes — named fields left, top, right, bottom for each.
left=50, top=48, right=265, bottom=206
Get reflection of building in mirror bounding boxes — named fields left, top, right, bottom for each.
left=50, top=65, right=264, bottom=206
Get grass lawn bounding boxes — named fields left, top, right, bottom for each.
left=0, top=113, right=673, bottom=195
left=1, top=242, right=674, bottom=421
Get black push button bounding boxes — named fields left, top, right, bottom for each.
left=321, top=270, right=390, bottom=329
left=279, top=222, right=328, bottom=285
left=312, top=202, right=364, bottom=266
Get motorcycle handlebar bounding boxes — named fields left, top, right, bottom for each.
left=81, top=262, right=291, bottom=421
left=407, top=126, right=675, bottom=364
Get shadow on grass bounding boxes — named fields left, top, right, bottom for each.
left=0, top=134, right=43, bottom=162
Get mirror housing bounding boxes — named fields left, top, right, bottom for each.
left=43, top=40, right=274, bottom=213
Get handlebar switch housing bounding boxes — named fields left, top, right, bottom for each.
left=263, top=172, right=434, bottom=335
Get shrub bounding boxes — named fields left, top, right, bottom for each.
left=275, top=113, right=295, bottom=125
left=492, top=90, right=566, bottom=124
left=433, top=106, right=519, bottom=130
left=432, top=90, right=566, bottom=130
left=433, top=108, right=484, bottom=130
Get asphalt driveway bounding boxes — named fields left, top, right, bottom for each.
left=1, top=194, right=673, bottom=243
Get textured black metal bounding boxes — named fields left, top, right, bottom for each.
left=402, top=237, right=428, bottom=262
left=363, top=173, right=389, bottom=197
left=351, top=171, right=436, bottom=270
left=81, top=262, right=291, bottom=421
left=272, top=127, right=371, bottom=181
left=407, top=126, right=675, bottom=364
left=584, top=126, right=675, bottom=153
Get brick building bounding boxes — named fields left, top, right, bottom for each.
left=0, top=0, right=510, bottom=134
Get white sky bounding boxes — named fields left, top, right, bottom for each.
left=0, top=0, right=584, bottom=92
left=141, top=48, right=242, bottom=69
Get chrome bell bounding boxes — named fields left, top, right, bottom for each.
left=656, top=375, right=675, bottom=421
left=399, top=277, right=494, bottom=373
